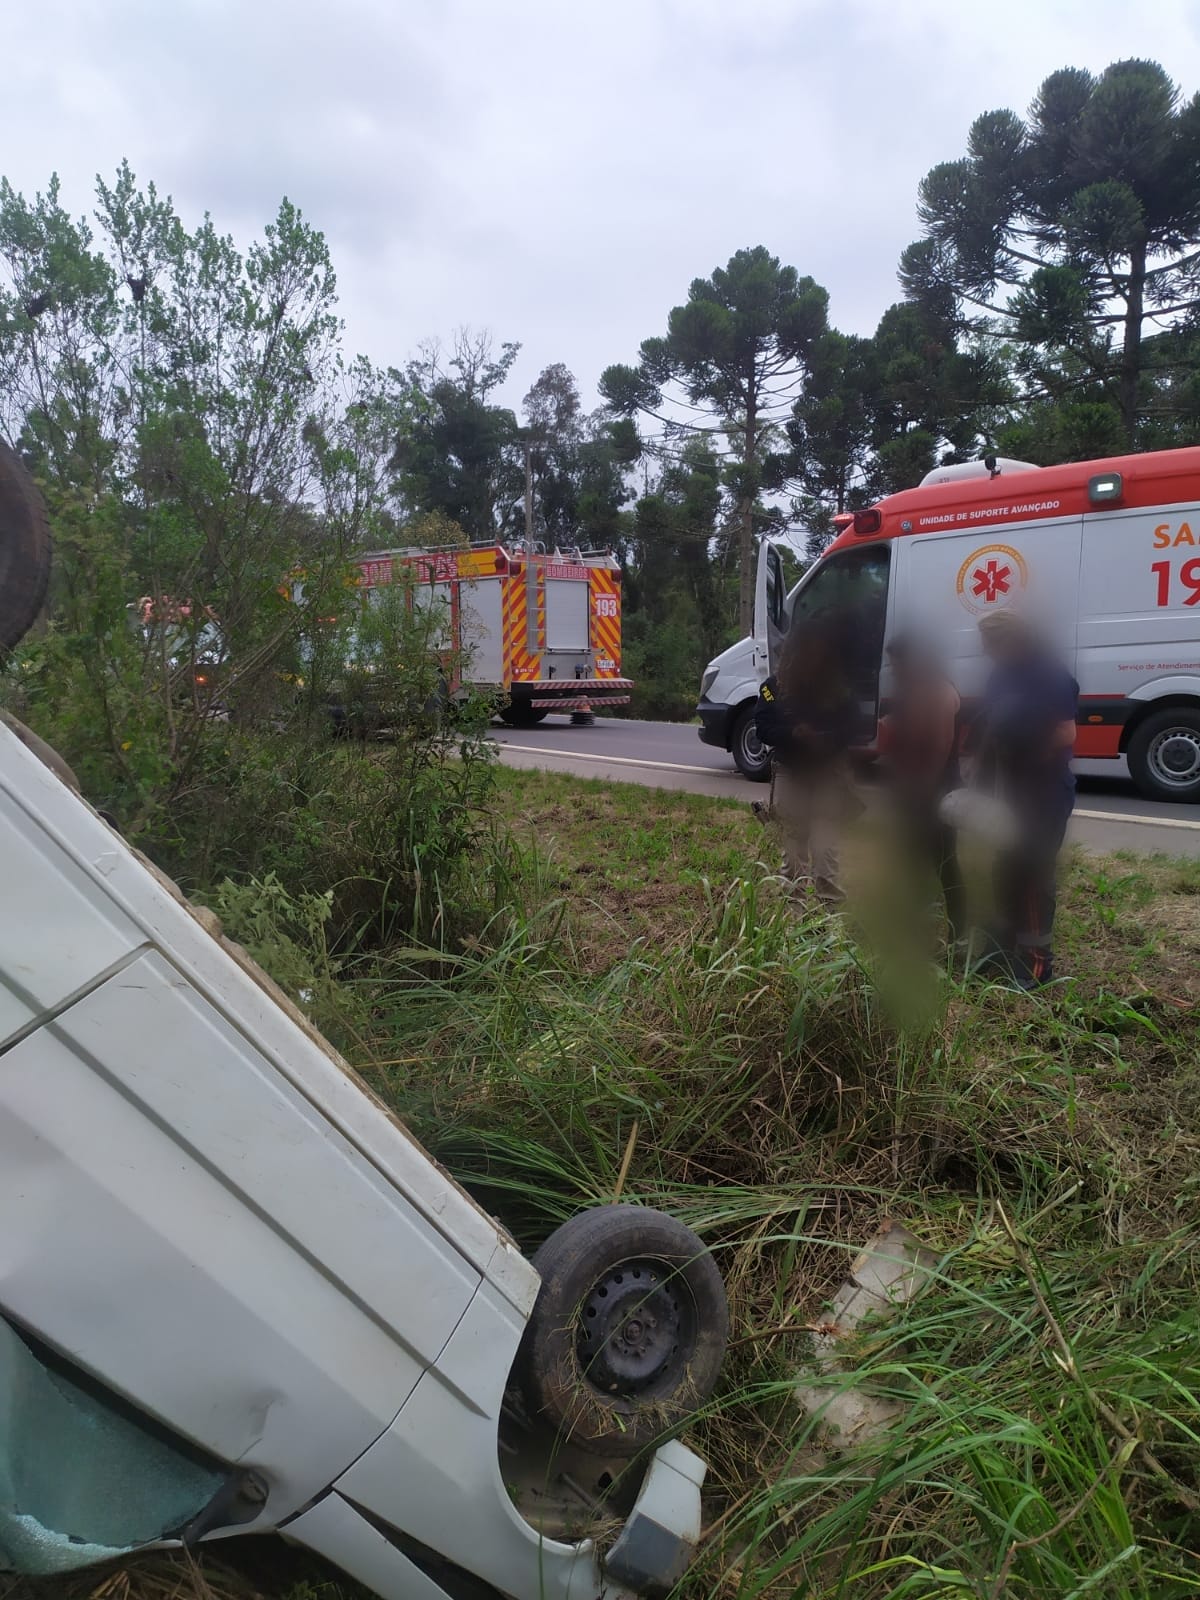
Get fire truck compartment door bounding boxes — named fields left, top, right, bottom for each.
left=545, top=580, right=589, bottom=652
left=413, top=581, right=453, bottom=650
left=459, top=579, right=504, bottom=681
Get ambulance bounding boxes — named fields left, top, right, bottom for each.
left=697, top=446, right=1200, bottom=802
left=352, top=542, right=631, bottom=725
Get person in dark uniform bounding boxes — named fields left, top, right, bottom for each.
left=754, top=620, right=861, bottom=903
left=879, top=634, right=965, bottom=946
left=971, top=611, right=1078, bottom=989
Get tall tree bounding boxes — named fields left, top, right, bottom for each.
left=788, top=305, right=1005, bottom=555
left=787, top=329, right=874, bottom=556
left=620, top=438, right=725, bottom=717
left=902, top=59, right=1200, bottom=444
left=0, top=163, right=411, bottom=808
left=865, top=302, right=1004, bottom=490
left=0, top=165, right=347, bottom=673
left=520, top=362, right=636, bottom=551
left=521, top=362, right=583, bottom=546
left=600, top=246, right=829, bottom=632
left=393, top=329, right=522, bottom=540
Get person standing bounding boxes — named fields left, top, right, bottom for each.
left=754, top=620, right=861, bottom=904
left=879, top=635, right=965, bottom=946
left=971, top=611, right=1079, bottom=989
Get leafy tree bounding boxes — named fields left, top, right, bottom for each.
left=523, top=360, right=582, bottom=442
left=0, top=163, right=393, bottom=815
left=865, top=303, right=999, bottom=488
left=394, top=330, right=523, bottom=541
left=521, top=362, right=583, bottom=546
left=788, top=304, right=1005, bottom=555
left=619, top=438, right=728, bottom=715
left=519, top=362, right=636, bottom=552
left=787, top=330, right=874, bottom=556
left=574, top=415, right=638, bottom=551
left=903, top=59, right=1200, bottom=444
left=1139, top=319, right=1200, bottom=447
left=601, top=246, right=829, bottom=632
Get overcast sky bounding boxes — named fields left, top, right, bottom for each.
left=6, top=0, right=1200, bottom=413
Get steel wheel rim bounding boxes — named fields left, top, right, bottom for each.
left=739, top=718, right=766, bottom=769
left=576, top=1258, right=695, bottom=1395
left=1148, top=726, right=1200, bottom=789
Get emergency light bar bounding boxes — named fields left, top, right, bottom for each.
left=1088, top=472, right=1123, bottom=504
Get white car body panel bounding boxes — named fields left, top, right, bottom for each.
left=0, top=721, right=706, bottom=1600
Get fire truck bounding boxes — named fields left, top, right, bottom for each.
left=353, top=541, right=631, bottom=726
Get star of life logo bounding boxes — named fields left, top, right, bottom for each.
left=955, top=543, right=1028, bottom=614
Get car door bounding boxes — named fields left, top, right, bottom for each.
left=786, top=542, right=894, bottom=732
left=753, top=540, right=788, bottom=679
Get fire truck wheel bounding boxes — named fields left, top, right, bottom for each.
left=0, top=441, right=51, bottom=654
left=1127, top=707, right=1200, bottom=802
left=500, top=703, right=549, bottom=727
left=517, top=1205, right=728, bottom=1457
left=731, top=703, right=771, bottom=781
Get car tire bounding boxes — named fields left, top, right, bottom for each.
left=0, top=441, right=52, bottom=654
left=1127, top=707, right=1200, bottom=802
left=517, top=1204, right=728, bottom=1457
left=731, top=702, right=770, bottom=781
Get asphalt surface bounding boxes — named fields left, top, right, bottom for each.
left=492, top=715, right=1200, bottom=858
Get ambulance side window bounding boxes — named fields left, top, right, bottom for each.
left=765, top=546, right=786, bottom=631
left=789, top=544, right=891, bottom=703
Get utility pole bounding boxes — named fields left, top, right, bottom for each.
left=523, top=440, right=534, bottom=544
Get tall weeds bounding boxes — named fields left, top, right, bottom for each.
left=346, top=867, right=1200, bottom=1598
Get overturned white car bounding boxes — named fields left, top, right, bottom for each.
left=0, top=443, right=728, bottom=1600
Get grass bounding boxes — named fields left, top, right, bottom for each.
left=494, top=767, right=763, bottom=958
left=7, top=768, right=1200, bottom=1600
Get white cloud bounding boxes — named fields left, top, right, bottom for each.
left=4, top=0, right=1199, bottom=407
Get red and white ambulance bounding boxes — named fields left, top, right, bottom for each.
left=697, top=446, right=1200, bottom=801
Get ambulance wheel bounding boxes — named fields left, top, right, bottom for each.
left=732, top=703, right=771, bottom=781
left=517, top=1205, right=728, bottom=1457
left=500, top=702, right=548, bottom=727
left=0, top=441, right=51, bottom=654
left=1128, top=708, right=1200, bottom=802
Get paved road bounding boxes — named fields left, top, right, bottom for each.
left=492, top=715, right=1200, bottom=858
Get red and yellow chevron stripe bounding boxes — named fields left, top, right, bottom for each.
left=589, top=568, right=622, bottom=677
left=502, top=572, right=527, bottom=680
left=502, top=561, right=546, bottom=681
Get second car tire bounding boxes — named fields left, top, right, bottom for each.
left=517, top=1204, right=728, bottom=1456
left=731, top=702, right=771, bottom=781
left=1127, top=706, right=1200, bottom=802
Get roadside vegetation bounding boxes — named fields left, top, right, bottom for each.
left=4, top=54, right=1200, bottom=1599
left=7, top=59, right=1200, bottom=726
left=6, top=744, right=1199, bottom=1600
